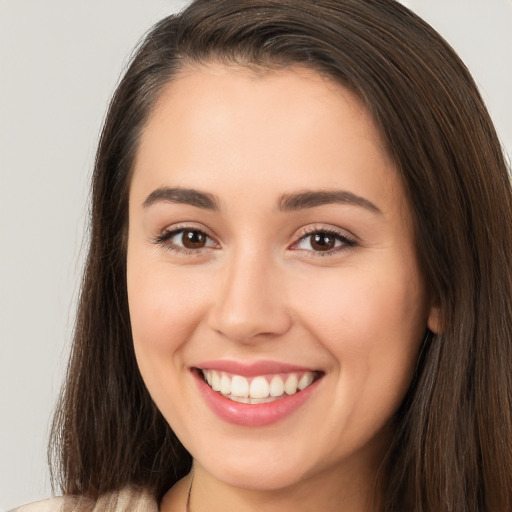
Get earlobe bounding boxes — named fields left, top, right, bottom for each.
left=427, top=305, right=442, bottom=334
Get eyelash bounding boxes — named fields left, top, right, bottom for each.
left=153, top=223, right=218, bottom=256
left=293, top=226, right=357, bottom=257
left=153, top=224, right=357, bottom=258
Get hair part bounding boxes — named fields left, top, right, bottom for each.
left=50, top=1, right=512, bottom=510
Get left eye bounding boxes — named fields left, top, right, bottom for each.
left=295, top=231, right=351, bottom=252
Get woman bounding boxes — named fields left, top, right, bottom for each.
left=15, top=0, right=512, bottom=511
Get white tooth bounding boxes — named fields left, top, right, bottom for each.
left=249, top=376, right=270, bottom=399
left=284, top=374, right=298, bottom=395
left=211, top=370, right=221, bottom=391
left=220, top=373, right=231, bottom=395
left=204, top=370, right=212, bottom=386
left=225, top=394, right=278, bottom=404
left=298, top=372, right=314, bottom=390
left=248, top=396, right=277, bottom=404
left=231, top=375, right=249, bottom=397
left=269, top=375, right=285, bottom=397
left=229, top=395, right=249, bottom=403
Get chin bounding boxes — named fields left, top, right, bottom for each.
left=213, top=464, right=308, bottom=491
left=194, top=444, right=317, bottom=492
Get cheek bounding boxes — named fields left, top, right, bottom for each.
left=295, top=262, right=426, bottom=349
left=128, top=264, right=206, bottom=352
left=292, top=260, right=426, bottom=422
left=126, top=252, right=212, bottom=409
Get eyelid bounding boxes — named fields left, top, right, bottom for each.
left=290, top=224, right=357, bottom=256
left=153, top=222, right=220, bottom=254
left=152, top=222, right=357, bottom=258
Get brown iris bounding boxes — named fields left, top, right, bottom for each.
left=182, top=229, right=207, bottom=249
left=310, top=232, right=336, bottom=251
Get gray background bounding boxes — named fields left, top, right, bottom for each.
left=0, top=1, right=510, bottom=510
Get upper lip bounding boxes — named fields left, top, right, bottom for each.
left=193, top=359, right=319, bottom=377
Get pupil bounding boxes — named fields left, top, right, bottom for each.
left=312, top=233, right=334, bottom=251
left=183, top=230, right=206, bottom=249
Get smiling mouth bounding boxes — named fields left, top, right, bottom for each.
left=197, top=369, right=323, bottom=404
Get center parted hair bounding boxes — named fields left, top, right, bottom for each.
left=50, top=1, right=512, bottom=511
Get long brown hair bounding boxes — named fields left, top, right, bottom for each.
left=49, top=1, right=512, bottom=510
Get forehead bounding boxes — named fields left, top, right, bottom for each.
left=141, top=64, right=382, bottom=154
left=131, top=64, right=404, bottom=217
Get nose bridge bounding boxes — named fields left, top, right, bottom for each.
left=208, top=244, right=291, bottom=342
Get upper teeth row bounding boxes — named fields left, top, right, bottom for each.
left=202, top=370, right=315, bottom=399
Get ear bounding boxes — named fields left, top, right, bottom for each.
left=427, top=304, right=442, bottom=334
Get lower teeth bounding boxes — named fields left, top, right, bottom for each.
left=222, top=394, right=279, bottom=404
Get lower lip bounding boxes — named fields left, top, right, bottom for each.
left=193, top=369, right=321, bottom=427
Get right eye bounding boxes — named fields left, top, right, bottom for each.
left=155, top=227, right=219, bottom=254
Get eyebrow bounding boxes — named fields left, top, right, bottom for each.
left=277, top=190, right=382, bottom=214
left=143, top=187, right=220, bottom=211
left=142, top=186, right=381, bottom=215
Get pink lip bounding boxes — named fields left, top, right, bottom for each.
left=192, top=367, right=322, bottom=427
left=195, top=359, right=315, bottom=377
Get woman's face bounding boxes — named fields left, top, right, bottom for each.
left=127, top=65, right=437, bottom=493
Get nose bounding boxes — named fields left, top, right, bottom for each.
left=207, top=249, right=292, bottom=344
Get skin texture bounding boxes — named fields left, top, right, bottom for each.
left=126, top=65, right=439, bottom=512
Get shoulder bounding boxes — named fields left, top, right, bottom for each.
left=9, top=496, right=66, bottom=512
left=10, top=487, right=158, bottom=512
left=97, top=486, right=158, bottom=512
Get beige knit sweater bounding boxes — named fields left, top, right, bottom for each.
left=11, top=487, right=158, bottom=512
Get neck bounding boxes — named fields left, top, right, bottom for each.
left=183, top=452, right=384, bottom=512
left=161, top=431, right=389, bottom=512
left=189, top=470, right=381, bottom=512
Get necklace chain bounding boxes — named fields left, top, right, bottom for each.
left=186, top=474, right=193, bottom=512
